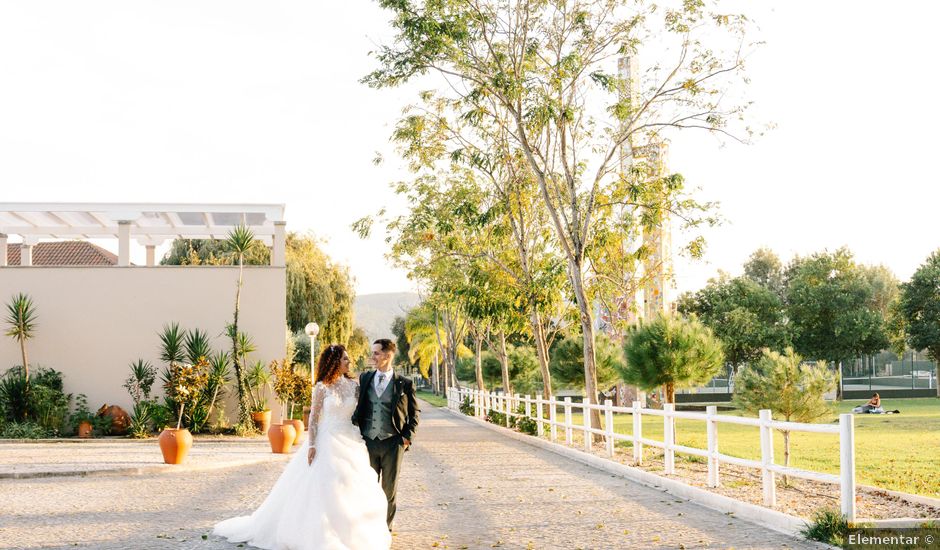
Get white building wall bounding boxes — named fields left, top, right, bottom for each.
left=0, top=265, right=287, bottom=421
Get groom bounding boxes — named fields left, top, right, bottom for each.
left=352, top=338, right=420, bottom=530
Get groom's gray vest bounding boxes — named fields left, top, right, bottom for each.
left=363, top=378, right=396, bottom=440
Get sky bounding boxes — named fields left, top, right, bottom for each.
left=1, top=1, right=938, bottom=296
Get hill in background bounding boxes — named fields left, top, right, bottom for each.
left=354, top=292, right=422, bottom=341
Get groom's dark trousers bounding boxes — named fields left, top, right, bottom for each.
left=353, top=370, right=420, bottom=528
left=364, top=435, right=405, bottom=526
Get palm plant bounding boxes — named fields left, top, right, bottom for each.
left=5, top=293, right=38, bottom=384
left=158, top=323, right=186, bottom=365
left=123, top=359, right=157, bottom=405
left=196, top=350, right=231, bottom=431
left=184, top=328, right=212, bottom=364
left=226, top=224, right=257, bottom=427
left=245, top=360, right=270, bottom=413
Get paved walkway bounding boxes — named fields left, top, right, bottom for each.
left=0, top=403, right=826, bottom=549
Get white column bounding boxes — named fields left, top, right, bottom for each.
left=20, top=243, right=32, bottom=266
left=0, top=233, right=7, bottom=266
left=146, top=245, right=156, bottom=266
left=118, top=221, right=131, bottom=266
left=272, top=221, right=286, bottom=267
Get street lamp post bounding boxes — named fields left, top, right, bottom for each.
left=304, top=322, right=320, bottom=378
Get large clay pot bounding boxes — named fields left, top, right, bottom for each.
left=287, top=419, right=305, bottom=446
left=77, top=420, right=93, bottom=439
left=158, top=428, right=193, bottom=464
left=251, top=410, right=272, bottom=434
left=267, top=423, right=296, bottom=454
left=97, top=404, right=131, bottom=435
left=301, top=406, right=311, bottom=430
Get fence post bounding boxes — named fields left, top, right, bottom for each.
left=663, top=403, right=675, bottom=474
left=536, top=394, right=544, bottom=436
left=706, top=405, right=719, bottom=488
left=583, top=398, right=592, bottom=452
left=604, top=399, right=614, bottom=458
left=525, top=394, right=532, bottom=421
left=632, top=400, right=643, bottom=465
left=503, top=392, right=511, bottom=427
left=549, top=395, right=558, bottom=442
left=564, top=397, right=573, bottom=445
left=840, top=413, right=856, bottom=522
left=759, top=409, right=776, bottom=507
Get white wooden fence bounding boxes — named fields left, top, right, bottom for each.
left=447, top=387, right=857, bottom=522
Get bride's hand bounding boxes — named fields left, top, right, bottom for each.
left=307, top=447, right=316, bottom=465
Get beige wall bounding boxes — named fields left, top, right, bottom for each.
left=0, top=266, right=287, bottom=422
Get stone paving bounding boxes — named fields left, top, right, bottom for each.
left=0, top=402, right=828, bottom=549
left=0, top=437, right=287, bottom=478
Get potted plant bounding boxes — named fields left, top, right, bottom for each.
left=69, top=394, right=95, bottom=438
left=291, top=366, right=312, bottom=436
left=158, top=359, right=208, bottom=464
left=294, top=364, right=313, bottom=430
left=270, top=359, right=300, bottom=450
left=246, top=360, right=272, bottom=433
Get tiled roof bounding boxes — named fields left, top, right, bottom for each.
left=6, top=241, right=119, bottom=266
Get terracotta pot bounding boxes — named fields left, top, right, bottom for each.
left=77, top=420, right=93, bottom=439
left=267, top=422, right=296, bottom=454
left=251, top=410, right=272, bottom=434
left=158, top=428, right=193, bottom=464
left=97, top=404, right=131, bottom=435
left=301, top=406, right=311, bottom=430
left=287, top=419, right=305, bottom=446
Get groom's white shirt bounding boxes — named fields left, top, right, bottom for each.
left=374, top=367, right=394, bottom=395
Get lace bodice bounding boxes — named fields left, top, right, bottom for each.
left=307, top=376, right=359, bottom=445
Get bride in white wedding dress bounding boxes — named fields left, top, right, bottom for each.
left=213, top=345, right=391, bottom=550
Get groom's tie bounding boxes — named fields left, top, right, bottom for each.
left=377, top=372, right=386, bottom=392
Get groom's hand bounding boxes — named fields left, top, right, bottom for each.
left=402, top=437, right=411, bottom=448
left=307, top=447, right=316, bottom=465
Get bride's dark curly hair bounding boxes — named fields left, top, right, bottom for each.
left=315, top=344, right=352, bottom=385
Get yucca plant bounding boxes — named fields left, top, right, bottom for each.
left=123, top=359, right=157, bottom=405
left=190, top=350, right=231, bottom=432
left=227, top=224, right=257, bottom=427
left=184, top=328, right=212, bottom=364
left=245, top=360, right=270, bottom=413
left=158, top=323, right=186, bottom=365
left=5, top=293, right=38, bottom=384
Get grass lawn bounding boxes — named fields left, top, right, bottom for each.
left=559, top=397, right=940, bottom=498
left=416, top=390, right=447, bottom=408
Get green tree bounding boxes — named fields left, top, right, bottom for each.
left=899, top=250, right=940, bottom=397
left=284, top=233, right=355, bottom=344
left=678, top=275, right=789, bottom=374
left=366, top=0, right=751, bottom=431
left=161, top=233, right=355, bottom=346
left=619, top=315, right=725, bottom=404
left=743, top=247, right=786, bottom=297
left=732, top=348, right=836, bottom=483
left=785, top=249, right=888, bottom=373
left=391, top=316, right=412, bottom=370
left=549, top=333, right=623, bottom=392
left=5, top=293, right=38, bottom=385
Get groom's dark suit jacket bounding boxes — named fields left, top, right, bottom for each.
left=352, top=370, right=420, bottom=444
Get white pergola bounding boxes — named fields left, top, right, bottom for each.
left=0, top=202, right=287, bottom=267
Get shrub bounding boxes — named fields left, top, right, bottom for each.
left=459, top=396, right=473, bottom=415
left=486, top=409, right=506, bottom=425
left=0, top=366, right=71, bottom=433
left=801, top=508, right=849, bottom=546
left=0, top=421, right=52, bottom=439
left=128, top=401, right=154, bottom=439
left=515, top=404, right=538, bottom=436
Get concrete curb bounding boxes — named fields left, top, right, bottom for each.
left=440, top=406, right=819, bottom=540
left=0, top=454, right=291, bottom=479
